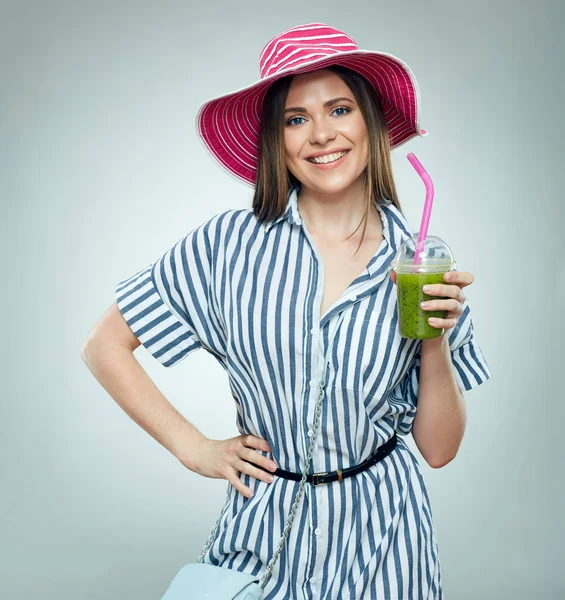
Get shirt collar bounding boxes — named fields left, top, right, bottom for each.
left=264, top=187, right=302, bottom=232
left=264, top=188, right=398, bottom=262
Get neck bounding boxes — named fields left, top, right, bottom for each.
left=296, top=177, right=374, bottom=241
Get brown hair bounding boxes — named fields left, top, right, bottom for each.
left=252, top=65, right=402, bottom=254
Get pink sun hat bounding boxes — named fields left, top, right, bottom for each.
left=195, top=22, right=428, bottom=186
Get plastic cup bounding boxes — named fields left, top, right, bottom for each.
left=390, top=234, right=456, bottom=340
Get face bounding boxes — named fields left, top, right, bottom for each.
left=283, top=69, right=369, bottom=195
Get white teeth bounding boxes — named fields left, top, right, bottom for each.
left=309, top=150, right=348, bottom=164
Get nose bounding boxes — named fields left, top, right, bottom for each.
left=309, top=118, right=337, bottom=146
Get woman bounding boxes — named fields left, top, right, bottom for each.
left=85, top=23, right=492, bottom=599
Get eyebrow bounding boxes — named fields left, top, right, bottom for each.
left=284, top=96, right=355, bottom=114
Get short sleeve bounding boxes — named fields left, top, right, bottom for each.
left=389, top=300, right=492, bottom=435
left=446, top=301, right=492, bottom=393
left=114, top=213, right=227, bottom=367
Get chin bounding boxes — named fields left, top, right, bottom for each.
left=305, top=176, right=361, bottom=195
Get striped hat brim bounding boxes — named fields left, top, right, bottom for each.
left=195, top=49, right=428, bottom=187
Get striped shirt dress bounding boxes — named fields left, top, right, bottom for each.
left=115, top=187, right=492, bottom=599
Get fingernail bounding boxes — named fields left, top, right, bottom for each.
left=444, top=272, right=452, bottom=281
left=423, top=285, right=432, bottom=293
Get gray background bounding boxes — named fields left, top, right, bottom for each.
left=2, top=0, right=563, bottom=598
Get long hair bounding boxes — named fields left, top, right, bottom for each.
left=252, top=65, right=402, bottom=254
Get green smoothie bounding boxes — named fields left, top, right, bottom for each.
left=396, top=271, right=448, bottom=339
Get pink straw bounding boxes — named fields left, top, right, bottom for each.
left=406, top=153, right=434, bottom=269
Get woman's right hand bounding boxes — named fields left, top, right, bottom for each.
left=184, top=434, right=279, bottom=499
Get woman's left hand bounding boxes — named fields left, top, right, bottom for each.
left=390, top=270, right=474, bottom=333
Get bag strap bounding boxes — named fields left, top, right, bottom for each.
left=195, top=312, right=346, bottom=590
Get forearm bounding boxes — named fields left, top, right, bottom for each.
left=412, top=335, right=466, bottom=468
left=81, top=341, right=206, bottom=468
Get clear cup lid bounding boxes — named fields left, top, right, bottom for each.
left=390, top=234, right=456, bottom=274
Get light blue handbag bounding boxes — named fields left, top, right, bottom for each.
left=160, top=314, right=345, bottom=599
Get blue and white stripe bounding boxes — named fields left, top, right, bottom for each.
left=115, top=187, right=491, bottom=599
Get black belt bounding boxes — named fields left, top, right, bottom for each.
left=270, top=432, right=397, bottom=487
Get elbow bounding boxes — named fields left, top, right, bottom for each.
left=80, top=337, right=97, bottom=362
left=80, top=348, right=92, bottom=365
left=427, top=452, right=457, bottom=469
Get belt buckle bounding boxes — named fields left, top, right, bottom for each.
left=311, top=472, right=329, bottom=486
left=311, top=469, right=344, bottom=486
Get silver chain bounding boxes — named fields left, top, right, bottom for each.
left=194, top=313, right=344, bottom=590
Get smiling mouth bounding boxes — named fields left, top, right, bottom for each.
left=307, top=150, right=350, bottom=164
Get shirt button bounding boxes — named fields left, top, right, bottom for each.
left=349, top=294, right=357, bottom=302
left=310, top=328, right=317, bottom=335
left=314, top=528, right=321, bottom=536
left=309, top=379, right=316, bottom=387
left=307, top=429, right=313, bottom=437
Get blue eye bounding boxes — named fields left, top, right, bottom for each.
left=333, top=106, right=349, bottom=117
left=287, top=116, right=305, bottom=127
left=285, top=106, right=351, bottom=127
